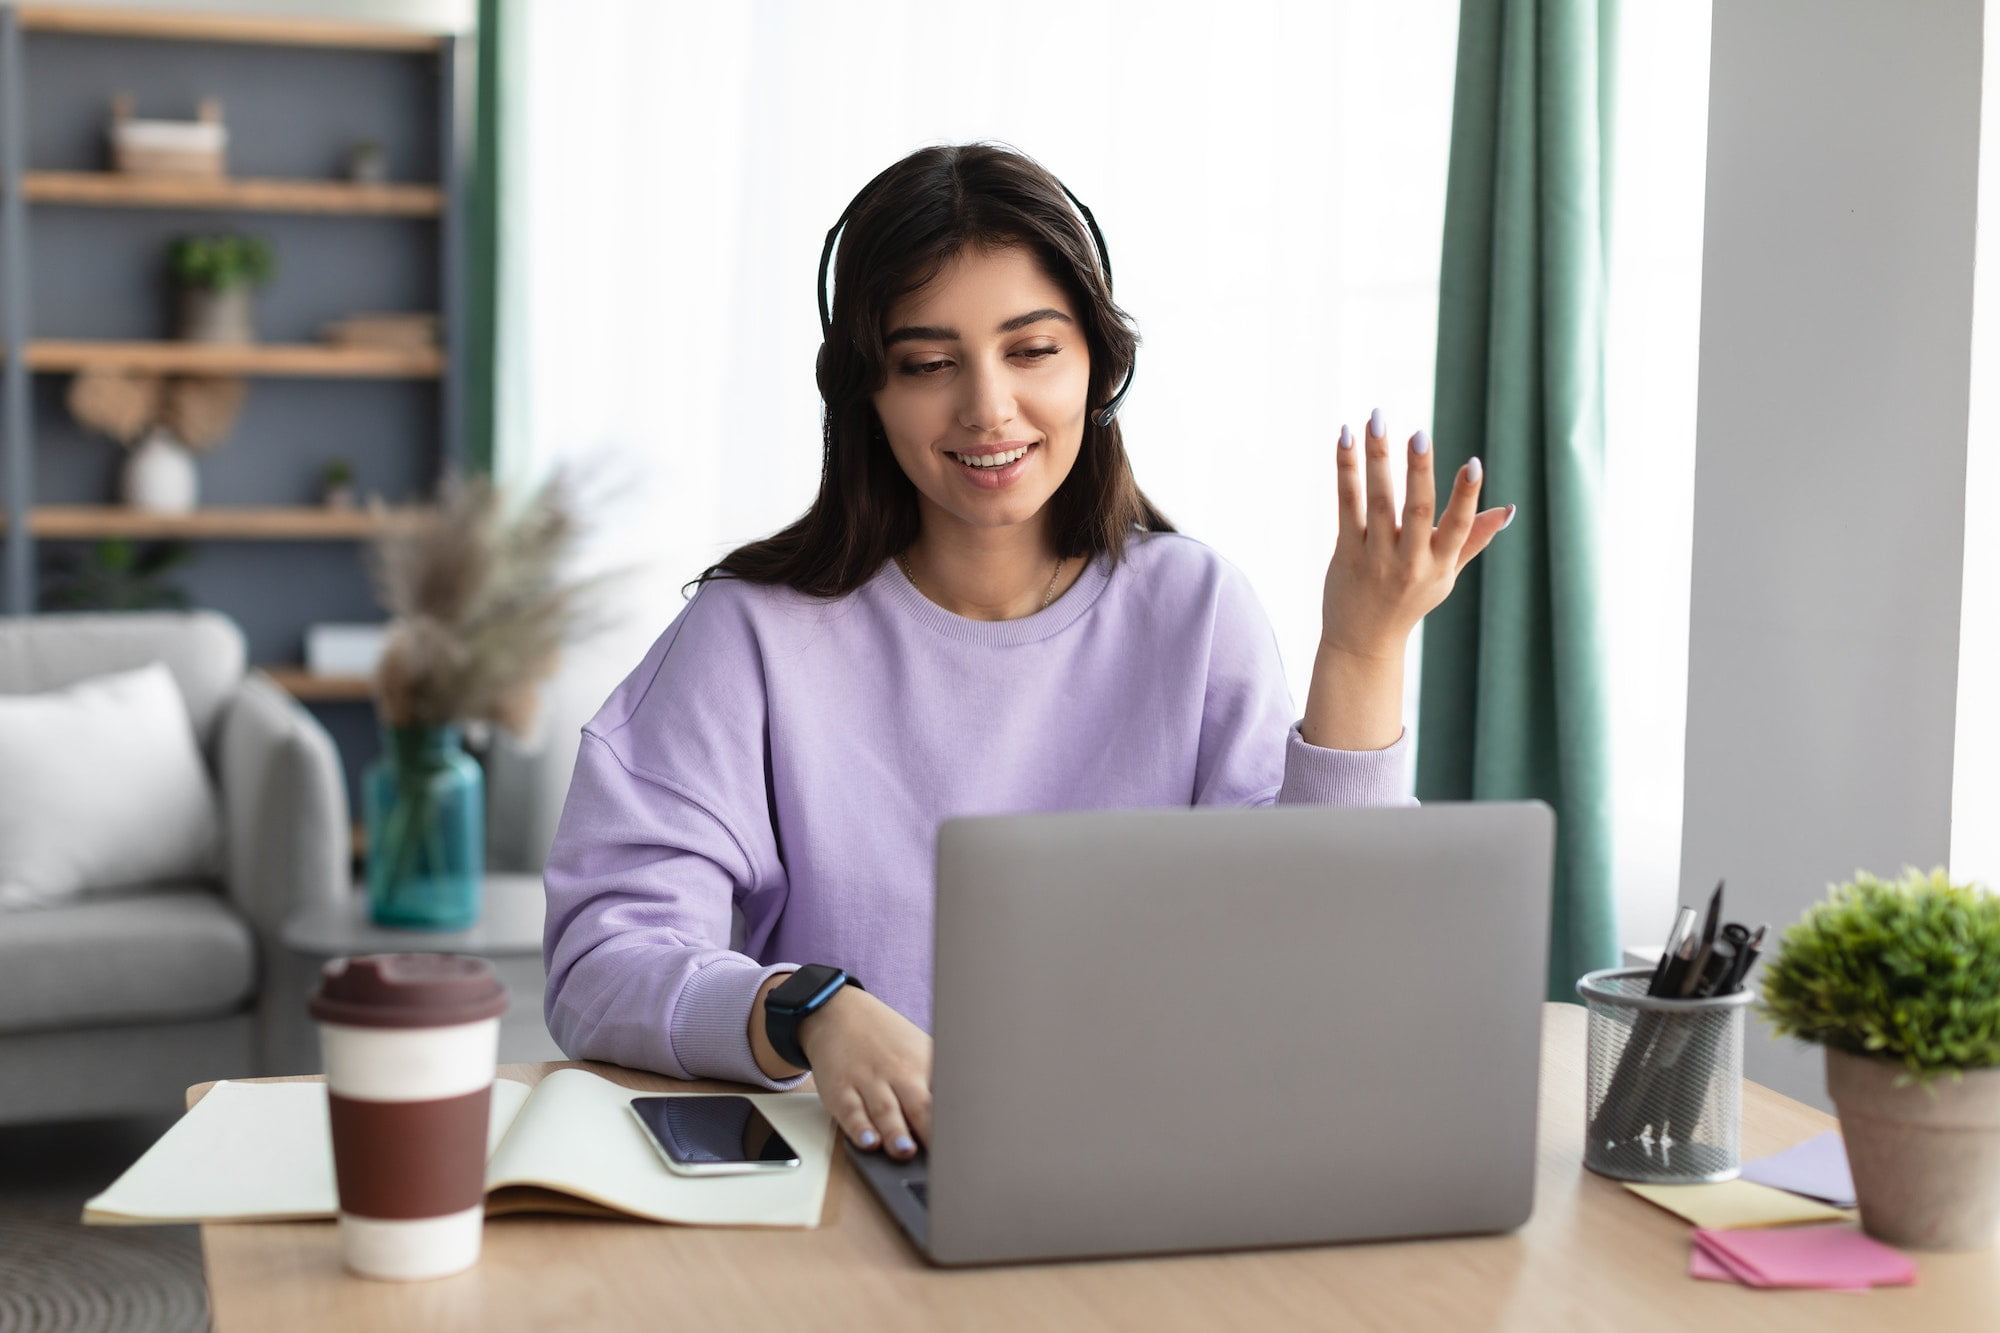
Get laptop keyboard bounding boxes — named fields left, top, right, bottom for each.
left=902, top=1177, right=929, bottom=1209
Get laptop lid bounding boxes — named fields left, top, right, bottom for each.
left=923, top=800, right=1555, bottom=1266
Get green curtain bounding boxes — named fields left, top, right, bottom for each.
left=1419, top=0, right=1619, bottom=1001
left=464, top=0, right=503, bottom=477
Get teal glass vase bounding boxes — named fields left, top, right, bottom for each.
left=365, top=724, right=484, bottom=930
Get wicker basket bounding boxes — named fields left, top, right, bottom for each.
left=110, top=94, right=227, bottom=178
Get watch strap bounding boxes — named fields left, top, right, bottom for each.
left=765, top=966, right=861, bottom=1072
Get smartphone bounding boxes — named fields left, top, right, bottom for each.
left=626, top=1095, right=802, bottom=1176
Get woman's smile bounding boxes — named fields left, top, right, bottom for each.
left=945, top=441, right=1039, bottom=488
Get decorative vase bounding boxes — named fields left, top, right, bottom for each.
left=365, top=723, right=485, bottom=930
left=1826, top=1046, right=2000, bottom=1250
left=178, top=282, right=256, bottom=343
left=122, top=426, right=198, bottom=512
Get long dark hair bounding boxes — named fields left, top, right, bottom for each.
left=688, top=142, right=1174, bottom=600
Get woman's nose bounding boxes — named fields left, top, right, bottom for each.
left=957, top=355, right=1016, bottom=433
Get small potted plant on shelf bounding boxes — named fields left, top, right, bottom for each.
left=168, top=233, right=274, bottom=344
left=319, top=457, right=357, bottom=509
left=1760, top=866, right=2000, bottom=1250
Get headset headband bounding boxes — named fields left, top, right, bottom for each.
left=817, top=172, right=1135, bottom=428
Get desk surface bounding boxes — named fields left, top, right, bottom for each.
left=196, top=1005, right=2000, bottom=1332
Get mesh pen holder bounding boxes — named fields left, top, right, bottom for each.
left=1577, top=967, right=1754, bottom=1183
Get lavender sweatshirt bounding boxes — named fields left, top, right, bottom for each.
left=542, top=531, right=1414, bottom=1089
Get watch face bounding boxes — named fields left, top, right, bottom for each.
left=771, top=964, right=845, bottom=1014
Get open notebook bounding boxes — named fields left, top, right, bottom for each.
left=84, top=1067, right=834, bottom=1229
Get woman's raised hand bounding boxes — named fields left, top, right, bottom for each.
left=1319, top=407, right=1514, bottom=663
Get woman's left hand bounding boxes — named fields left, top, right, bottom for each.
left=1319, top=408, right=1514, bottom=663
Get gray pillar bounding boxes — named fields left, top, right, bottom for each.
left=1685, top=0, right=1983, bottom=1109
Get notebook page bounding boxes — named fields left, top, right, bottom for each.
left=83, top=1078, right=534, bottom=1225
left=483, top=1067, right=834, bottom=1227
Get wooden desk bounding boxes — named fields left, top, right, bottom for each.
left=197, top=1005, right=2000, bottom=1331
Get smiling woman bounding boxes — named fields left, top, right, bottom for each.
left=541, top=142, right=1503, bottom=1166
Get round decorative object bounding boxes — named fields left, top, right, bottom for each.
left=121, top=427, right=198, bottom=513
left=0, top=1213, right=207, bottom=1333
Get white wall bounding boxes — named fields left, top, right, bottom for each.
left=1686, top=0, right=1982, bottom=1109
left=1954, top=5, right=2000, bottom=895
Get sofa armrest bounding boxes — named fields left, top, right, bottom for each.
left=217, top=672, right=351, bottom=937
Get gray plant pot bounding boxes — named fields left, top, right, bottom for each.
left=178, top=283, right=257, bottom=343
left=1826, top=1046, right=2000, bottom=1250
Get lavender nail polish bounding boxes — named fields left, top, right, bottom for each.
left=1412, top=431, right=1430, bottom=456
left=1339, top=424, right=1353, bottom=450
left=1502, top=504, right=1516, bottom=530
left=893, top=1135, right=916, bottom=1155
left=858, top=1130, right=879, bottom=1148
left=1466, top=456, right=1483, bottom=484
left=1368, top=408, right=1384, bottom=440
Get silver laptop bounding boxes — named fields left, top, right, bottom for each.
left=846, top=800, right=1556, bottom=1266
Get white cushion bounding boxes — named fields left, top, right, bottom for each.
left=0, top=661, right=222, bottom=910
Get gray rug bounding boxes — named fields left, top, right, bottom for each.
left=0, top=1118, right=209, bottom=1333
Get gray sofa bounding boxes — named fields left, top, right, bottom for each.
left=0, top=611, right=349, bottom=1125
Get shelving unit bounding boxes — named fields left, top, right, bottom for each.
left=8, top=504, right=422, bottom=539
left=22, top=339, right=445, bottom=376
left=24, top=170, right=444, bottom=215
left=0, top=2, right=472, bottom=812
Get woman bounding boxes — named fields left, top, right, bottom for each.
left=543, top=142, right=1513, bottom=1165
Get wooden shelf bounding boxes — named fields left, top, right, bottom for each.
left=16, top=505, right=421, bottom=540
left=23, top=171, right=443, bottom=217
left=21, top=340, right=443, bottom=378
left=260, top=667, right=375, bottom=701
left=14, top=6, right=448, bottom=51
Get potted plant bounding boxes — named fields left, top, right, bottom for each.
left=319, top=457, right=357, bottom=509
left=168, top=233, right=274, bottom=343
left=65, top=366, right=245, bottom=512
left=1760, top=866, right=2000, bottom=1250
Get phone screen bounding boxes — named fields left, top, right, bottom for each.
left=628, top=1095, right=800, bottom=1172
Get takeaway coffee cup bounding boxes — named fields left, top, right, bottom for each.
left=308, top=953, right=507, bottom=1281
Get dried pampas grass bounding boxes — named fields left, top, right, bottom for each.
left=368, top=468, right=608, bottom=737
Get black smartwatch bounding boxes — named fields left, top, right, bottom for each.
left=763, top=964, right=861, bottom=1072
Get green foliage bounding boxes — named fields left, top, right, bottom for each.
left=1759, top=866, right=2000, bottom=1083
left=320, top=457, right=355, bottom=488
left=40, top=540, right=193, bottom=612
left=167, top=234, right=275, bottom=290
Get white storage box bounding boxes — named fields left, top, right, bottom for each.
left=304, top=623, right=389, bottom=677
left=111, top=94, right=227, bottom=178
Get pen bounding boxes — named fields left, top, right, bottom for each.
left=1648, top=907, right=1697, bottom=997
left=1677, top=880, right=1726, bottom=998
left=1719, top=923, right=1767, bottom=994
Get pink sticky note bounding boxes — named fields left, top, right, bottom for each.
left=1695, top=1225, right=1916, bottom=1290
left=1689, top=1244, right=1740, bottom=1283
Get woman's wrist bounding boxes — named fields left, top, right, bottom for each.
left=748, top=970, right=800, bottom=1079
left=1301, top=638, right=1407, bottom=751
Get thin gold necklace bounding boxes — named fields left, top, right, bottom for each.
left=897, top=550, right=1065, bottom=612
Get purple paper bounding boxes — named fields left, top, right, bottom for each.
left=1739, top=1130, right=1857, bottom=1209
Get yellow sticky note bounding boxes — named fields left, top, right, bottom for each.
left=1622, top=1179, right=1853, bottom=1229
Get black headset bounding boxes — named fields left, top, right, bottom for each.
left=817, top=175, right=1136, bottom=429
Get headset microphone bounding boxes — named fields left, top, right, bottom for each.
left=817, top=175, right=1135, bottom=428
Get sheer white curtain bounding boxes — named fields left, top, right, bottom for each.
left=495, top=0, right=1460, bottom=854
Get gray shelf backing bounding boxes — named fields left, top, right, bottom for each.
left=2, top=6, right=32, bottom=614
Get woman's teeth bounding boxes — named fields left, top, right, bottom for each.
left=952, top=445, right=1030, bottom=468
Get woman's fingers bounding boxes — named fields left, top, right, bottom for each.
left=1431, top=455, right=1484, bottom=563
left=831, top=1087, right=882, bottom=1152
left=896, top=1075, right=934, bottom=1146
left=1335, top=423, right=1365, bottom=538
left=1452, top=505, right=1515, bottom=573
left=1363, top=408, right=1397, bottom=539
left=861, top=1081, right=919, bottom=1160
left=1399, top=430, right=1435, bottom=550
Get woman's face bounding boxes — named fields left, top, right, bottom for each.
left=871, top=243, right=1092, bottom=545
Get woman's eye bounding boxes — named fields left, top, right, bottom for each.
left=898, top=347, right=1060, bottom=377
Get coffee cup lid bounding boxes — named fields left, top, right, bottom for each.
left=308, top=953, right=508, bottom=1029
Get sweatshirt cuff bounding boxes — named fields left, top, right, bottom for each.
left=1278, top=720, right=1418, bottom=806
left=671, top=958, right=811, bottom=1090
